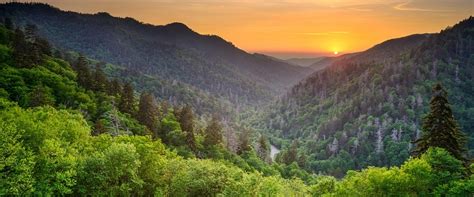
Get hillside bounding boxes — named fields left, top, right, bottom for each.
left=285, top=57, right=325, bottom=67
left=0, top=3, right=472, bottom=196
left=0, top=2, right=311, bottom=109
left=0, top=22, right=324, bottom=195
left=255, top=17, right=474, bottom=176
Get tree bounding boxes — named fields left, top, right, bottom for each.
left=118, top=82, right=135, bottom=115
left=297, top=153, right=307, bottom=169
left=24, top=24, right=38, bottom=42
left=136, top=92, right=158, bottom=135
left=92, top=62, right=108, bottom=92
left=413, top=83, right=467, bottom=161
left=34, top=37, right=52, bottom=56
left=256, top=135, right=270, bottom=162
left=93, top=119, right=107, bottom=136
left=204, top=115, right=223, bottom=147
left=107, top=79, right=122, bottom=97
left=237, top=127, right=252, bottom=155
left=160, top=101, right=169, bottom=116
left=176, top=105, right=197, bottom=152
left=283, top=140, right=298, bottom=165
left=0, top=122, right=35, bottom=195
left=27, top=85, right=55, bottom=107
left=73, top=55, right=92, bottom=89
left=12, top=28, right=39, bottom=68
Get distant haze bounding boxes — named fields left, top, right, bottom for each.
left=255, top=51, right=330, bottom=59
left=3, top=0, right=472, bottom=56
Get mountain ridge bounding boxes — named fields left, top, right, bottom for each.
left=0, top=2, right=311, bottom=109
left=254, top=17, right=474, bottom=176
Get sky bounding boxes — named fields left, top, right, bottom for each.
left=5, top=0, right=473, bottom=58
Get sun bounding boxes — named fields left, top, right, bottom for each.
left=333, top=51, right=339, bottom=55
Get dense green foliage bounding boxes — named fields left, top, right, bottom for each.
left=0, top=2, right=311, bottom=116
left=0, top=23, right=318, bottom=195
left=0, top=4, right=473, bottom=196
left=0, top=101, right=315, bottom=196
left=1, top=101, right=471, bottom=195
left=255, top=17, right=474, bottom=176
left=413, top=83, right=467, bottom=161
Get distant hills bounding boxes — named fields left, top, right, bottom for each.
left=0, top=2, right=311, bottom=112
left=254, top=17, right=474, bottom=176
left=284, top=57, right=325, bottom=67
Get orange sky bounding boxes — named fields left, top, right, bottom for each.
left=7, top=0, right=473, bottom=58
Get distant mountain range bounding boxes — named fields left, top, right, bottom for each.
left=0, top=3, right=311, bottom=112
left=254, top=17, right=474, bottom=176
left=284, top=57, right=325, bottom=67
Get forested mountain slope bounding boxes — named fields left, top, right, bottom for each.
left=256, top=17, right=474, bottom=176
left=0, top=22, right=324, bottom=195
left=0, top=4, right=472, bottom=196
left=0, top=2, right=311, bottom=108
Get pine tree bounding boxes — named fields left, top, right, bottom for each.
left=204, top=115, right=223, bottom=147
left=413, top=83, right=467, bottom=161
left=237, top=127, right=252, bottom=155
left=12, top=28, right=38, bottom=68
left=176, top=105, right=196, bottom=152
left=118, top=82, right=135, bottom=115
left=92, top=62, right=109, bottom=92
left=34, top=37, right=52, bottom=56
left=136, top=92, right=158, bottom=135
left=297, top=153, right=307, bottom=168
left=160, top=101, right=169, bottom=116
left=74, top=55, right=92, bottom=89
left=256, top=135, right=270, bottom=162
left=283, top=140, right=298, bottom=165
left=107, top=79, right=122, bottom=97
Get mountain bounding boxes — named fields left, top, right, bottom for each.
left=0, top=2, right=311, bottom=109
left=0, top=3, right=472, bottom=196
left=255, top=17, right=474, bottom=176
left=285, top=57, right=325, bottom=67
left=307, top=53, right=359, bottom=71
left=0, top=23, right=320, bottom=196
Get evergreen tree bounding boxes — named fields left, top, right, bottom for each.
left=136, top=92, right=158, bottom=135
left=160, top=101, right=169, bottom=116
left=92, top=62, right=108, bottom=92
left=283, top=140, right=298, bottom=165
left=176, top=105, right=196, bottom=152
left=256, top=135, right=270, bottom=162
left=204, top=115, right=223, bottom=147
left=12, top=28, right=40, bottom=68
left=237, top=127, right=252, bottom=155
left=24, top=24, right=38, bottom=42
left=107, top=79, right=122, bottom=97
left=74, top=55, right=92, bottom=89
left=297, top=153, right=307, bottom=168
left=413, top=83, right=467, bottom=161
left=34, top=37, right=52, bottom=56
left=118, top=82, right=135, bottom=115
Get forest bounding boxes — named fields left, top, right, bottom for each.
left=0, top=2, right=473, bottom=196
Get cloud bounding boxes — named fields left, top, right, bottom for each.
left=393, top=0, right=453, bottom=12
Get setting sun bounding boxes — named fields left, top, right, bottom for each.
left=334, top=51, right=339, bottom=55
